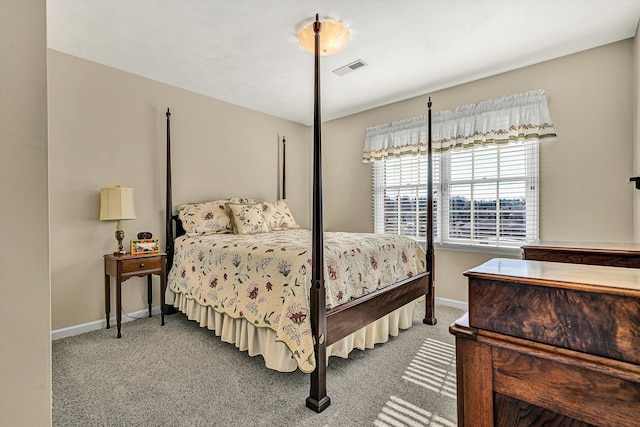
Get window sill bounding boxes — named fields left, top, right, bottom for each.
left=434, top=242, right=523, bottom=257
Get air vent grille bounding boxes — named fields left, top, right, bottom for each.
left=332, top=59, right=368, bottom=76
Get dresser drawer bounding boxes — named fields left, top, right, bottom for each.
left=121, top=256, right=162, bottom=274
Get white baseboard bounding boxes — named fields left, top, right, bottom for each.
left=51, top=306, right=162, bottom=341
left=435, top=296, right=468, bottom=312
left=52, top=298, right=467, bottom=341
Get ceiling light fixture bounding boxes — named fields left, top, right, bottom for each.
left=297, top=16, right=350, bottom=56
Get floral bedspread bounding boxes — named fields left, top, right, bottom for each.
left=167, top=229, right=426, bottom=372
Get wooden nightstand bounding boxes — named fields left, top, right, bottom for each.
left=103, top=252, right=166, bottom=338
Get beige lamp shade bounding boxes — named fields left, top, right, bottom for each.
left=100, top=186, right=137, bottom=221
left=297, top=17, right=350, bottom=56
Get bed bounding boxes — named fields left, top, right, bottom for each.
left=164, top=15, right=436, bottom=412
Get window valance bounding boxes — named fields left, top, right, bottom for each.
left=362, top=89, right=557, bottom=162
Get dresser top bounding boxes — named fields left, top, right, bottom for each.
left=465, top=258, right=640, bottom=296
left=521, top=241, right=640, bottom=254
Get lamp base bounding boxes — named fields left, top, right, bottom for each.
left=115, top=229, right=126, bottom=256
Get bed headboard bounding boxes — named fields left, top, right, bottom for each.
left=164, top=106, right=287, bottom=269
left=172, top=214, right=185, bottom=238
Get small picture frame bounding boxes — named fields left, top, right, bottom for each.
left=130, top=239, right=159, bottom=255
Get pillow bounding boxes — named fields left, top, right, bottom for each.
left=178, top=200, right=232, bottom=236
left=228, top=197, right=260, bottom=205
left=225, top=202, right=270, bottom=235
left=262, top=200, right=299, bottom=231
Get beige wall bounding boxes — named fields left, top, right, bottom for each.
left=0, top=0, right=51, bottom=425
left=49, top=39, right=636, bottom=328
left=48, top=51, right=309, bottom=330
left=323, top=39, right=635, bottom=303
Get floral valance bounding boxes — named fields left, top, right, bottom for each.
left=362, top=89, right=557, bottom=162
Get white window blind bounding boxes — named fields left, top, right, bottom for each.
left=373, top=154, right=439, bottom=247
left=373, top=140, right=539, bottom=250
left=441, top=141, right=538, bottom=248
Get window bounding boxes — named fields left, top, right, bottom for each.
left=365, top=90, right=555, bottom=252
left=373, top=140, right=539, bottom=251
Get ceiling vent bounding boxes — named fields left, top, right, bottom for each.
left=332, top=59, right=368, bottom=76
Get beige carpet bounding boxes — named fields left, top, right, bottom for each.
left=53, top=303, right=464, bottom=426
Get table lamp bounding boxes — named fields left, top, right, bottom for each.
left=100, top=185, right=137, bottom=255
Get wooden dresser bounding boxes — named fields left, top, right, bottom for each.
left=450, top=258, right=640, bottom=426
left=522, top=241, right=640, bottom=268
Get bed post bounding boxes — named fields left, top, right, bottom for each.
left=423, top=98, right=437, bottom=325
left=282, top=136, right=286, bottom=200
left=166, top=108, right=174, bottom=271
left=306, top=13, right=330, bottom=413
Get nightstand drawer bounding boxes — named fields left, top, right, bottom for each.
left=121, top=257, right=162, bottom=274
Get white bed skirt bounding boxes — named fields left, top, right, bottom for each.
left=172, top=292, right=420, bottom=372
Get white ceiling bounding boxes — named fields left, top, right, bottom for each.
left=47, top=0, right=640, bottom=126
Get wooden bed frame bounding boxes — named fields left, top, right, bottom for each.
left=164, top=15, right=436, bottom=413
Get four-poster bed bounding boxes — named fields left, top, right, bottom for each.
left=164, top=15, right=436, bottom=413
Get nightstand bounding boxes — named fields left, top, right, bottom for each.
left=103, top=252, right=166, bottom=338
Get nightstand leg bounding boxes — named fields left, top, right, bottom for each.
left=147, top=275, right=152, bottom=317
left=105, top=273, right=111, bottom=329
left=116, top=280, right=122, bottom=338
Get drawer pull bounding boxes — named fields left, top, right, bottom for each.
left=140, top=263, right=145, bottom=268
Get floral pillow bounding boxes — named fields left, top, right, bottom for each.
left=226, top=202, right=270, bottom=235
left=178, top=200, right=232, bottom=236
left=262, top=200, right=299, bottom=231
